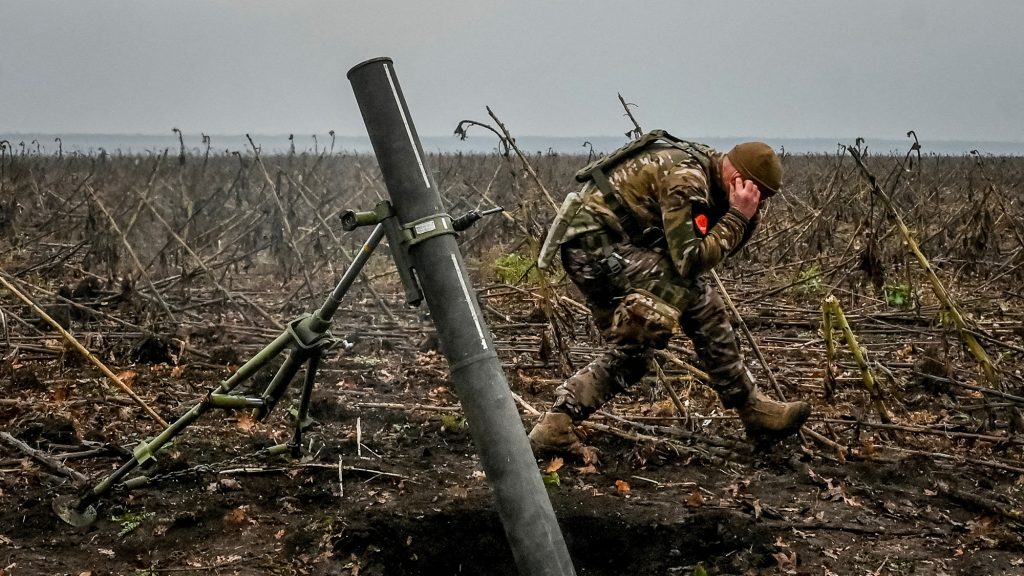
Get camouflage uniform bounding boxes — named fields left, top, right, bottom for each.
left=547, top=142, right=760, bottom=420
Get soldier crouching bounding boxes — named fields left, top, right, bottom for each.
left=529, top=131, right=811, bottom=456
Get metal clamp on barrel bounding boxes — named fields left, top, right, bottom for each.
left=340, top=200, right=395, bottom=231
left=401, top=213, right=456, bottom=247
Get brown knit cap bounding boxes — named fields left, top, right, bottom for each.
left=726, top=142, right=782, bottom=196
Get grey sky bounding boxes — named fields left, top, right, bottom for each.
left=1, top=0, right=1022, bottom=142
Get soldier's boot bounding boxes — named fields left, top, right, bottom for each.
left=528, top=412, right=584, bottom=456
left=530, top=345, right=650, bottom=457
left=736, top=389, right=811, bottom=439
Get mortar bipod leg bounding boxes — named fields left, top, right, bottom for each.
left=251, top=347, right=309, bottom=421
left=53, top=331, right=296, bottom=527
left=54, top=223, right=385, bottom=527
left=290, top=351, right=322, bottom=457
left=313, top=221, right=388, bottom=324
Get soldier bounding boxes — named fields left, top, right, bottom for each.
left=529, top=131, right=810, bottom=456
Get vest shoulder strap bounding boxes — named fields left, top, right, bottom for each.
left=574, top=130, right=714, bottom=182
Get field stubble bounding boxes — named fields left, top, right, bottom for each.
left=0, top=142, right=1023, bottom=575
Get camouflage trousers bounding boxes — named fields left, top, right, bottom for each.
left=552, top=233, right=754, bottom=421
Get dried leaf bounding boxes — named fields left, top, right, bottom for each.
left=686, top=488, right=705, bottom=508
left=614, top=479, right=630, bottom=494
left=771, top=550, right=796, bottom=569
left=275, top=529, right=286, bottom=540
left=116, top=370, right=137, bottom=388
left=236, top=413, right=255, bottom=433
left=575, top=464, right=599, bottom=475
left=170, top=365, right=186, bottom=378
left=223, top=506, right=249, bottom=527
left=545, top=457, right=564, bottom=474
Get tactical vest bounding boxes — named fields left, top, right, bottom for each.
left=575, top=130, right=757, bottom=255
left=574, top=130, right=714, bottom=243
left=574, top=130, right=715, bottom=185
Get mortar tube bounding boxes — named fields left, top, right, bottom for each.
left=348, top=57, right=576, bottom=576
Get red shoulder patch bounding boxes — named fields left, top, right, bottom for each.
left=694, top=213, right=709, bottom=235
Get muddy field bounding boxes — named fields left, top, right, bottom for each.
left=1, top=140, right=1023, bottom=575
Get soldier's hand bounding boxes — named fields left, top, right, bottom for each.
left=729, top=176, right=761, bottom=219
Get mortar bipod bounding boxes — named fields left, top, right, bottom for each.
left=53, top=200, right=502, bottom=528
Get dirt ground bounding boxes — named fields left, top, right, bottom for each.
left=2, top=281, right=1023, bottom=576
left=2, top=150, right=1024, bottom=575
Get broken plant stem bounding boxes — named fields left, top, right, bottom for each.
left=821, top=296, right=839, bottom=399
left=85, top=185, right=177, bottom=321
left=584, top=421, right=726, bottom=464
left=484, top=107, right=559, bottom=211
left=885, top=445, right=1024, bottom=476
left=617, top=93, right=643, bottom=139
left=654, top=349, right=709, bottom=382
left=353, top=402, right=460, bottom=413
left=821, top=302, right=836, bottom=364
left=0, top=431, right=88, bottom=485
left=137, top=193, right=282, bottom=329
left=935, top=480, right=1024, bottom=523
left=247, top=136, right=317, bottom=301
left=847, top=145, right=1000, bottom=389
left=820, top=417, right=1023, bottom=444
left=653, top=357, right=689, bottom=420
left=510, top=391, right=542, bottom=416
left=0, top=274, right=168, bottom=428
left=711, top=270, right=787, bottom=401
left=823, top=294, right=892, bottom=423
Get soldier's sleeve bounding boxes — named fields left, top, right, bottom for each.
left=729, top=207, right=760, bottom=256
left=660, top=165, right=750, bottom=278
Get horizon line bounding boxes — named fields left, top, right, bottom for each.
left=2, top=131, right=1023, bottom=145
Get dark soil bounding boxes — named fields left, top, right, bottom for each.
left=2, top=289, right=1023, bottom=576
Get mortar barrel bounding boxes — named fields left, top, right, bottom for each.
left=348, top=56, right=576, bottom=576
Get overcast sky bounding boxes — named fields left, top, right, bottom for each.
left=1, top=1, right=1022, bottom=142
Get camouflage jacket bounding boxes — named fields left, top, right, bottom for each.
left=563, top=143, right=758, bottom=279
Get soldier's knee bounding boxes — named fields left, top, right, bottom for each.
left=610, top=289, right=680, bottom=349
